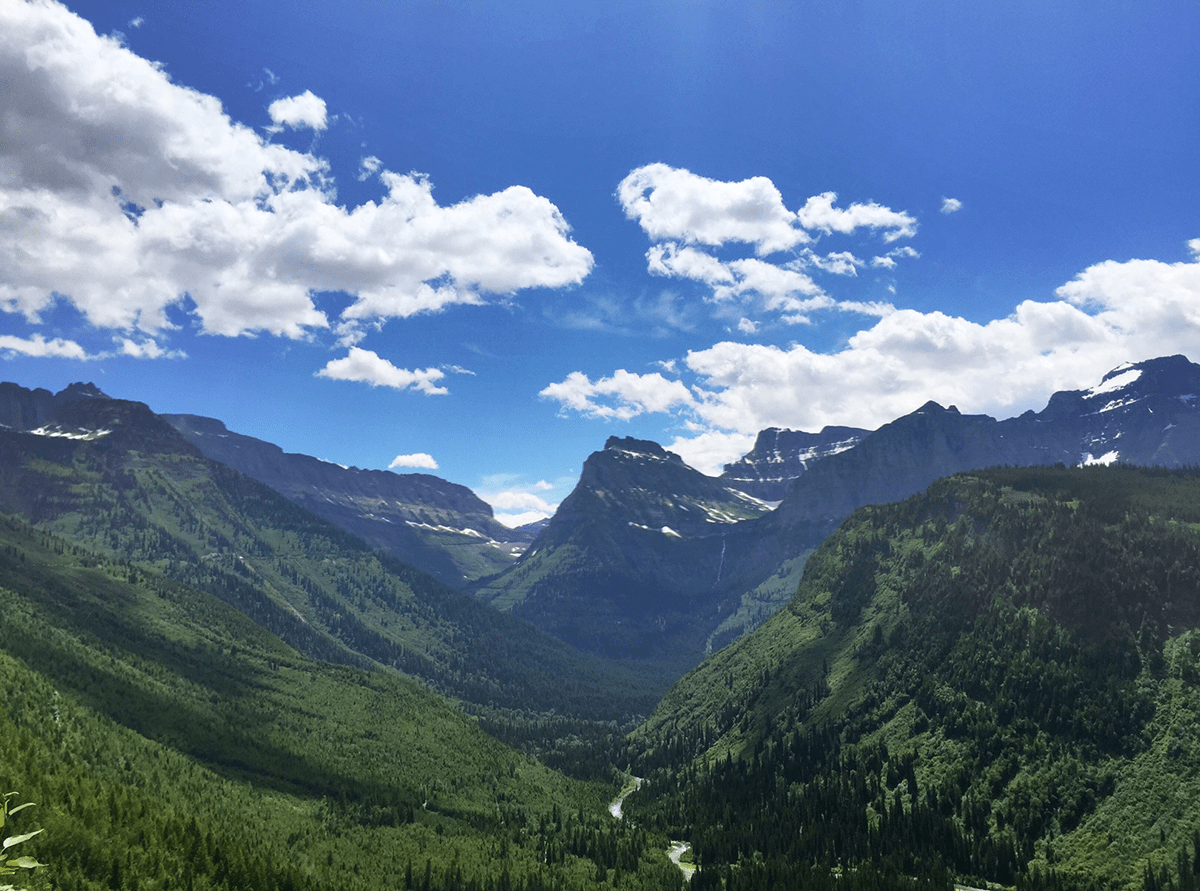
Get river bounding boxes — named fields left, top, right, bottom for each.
left=609, top=777, right=694, bottom=882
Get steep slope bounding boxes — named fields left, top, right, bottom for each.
left=726, top=354, right=1200, bottom=629
left=626, top=465, right=1200, bottom=891
left=718, top=425, right=868, bottom=501
left=0, top=515, right=685, bottom=891
left=476, top=356, right=1200, bottom=666
left=0, top=383, right=663, bottom=727
left=164, top=412, right=530, bottom=587
left=473, top=437, right=774, bottom=661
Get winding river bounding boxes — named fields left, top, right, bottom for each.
left=609, top=777, right=694, bottom=882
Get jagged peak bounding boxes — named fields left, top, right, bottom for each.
left=56, top=382, right=109, bottom=401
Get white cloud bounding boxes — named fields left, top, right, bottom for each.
left=618, top=163, right=808, bottom=256
left=389, top=453, right=439, bottom=470
left=476, top=480, right=560, bottom=527
left=0, top=1, right=592, bottom=353
left=870, top=245, right=920, bottom=271
left=0, top=333, right=89, bottom=359
left=941, top=197, right=963, bottom=215
left=539, top=369, right=695, bottom=420
left=117, top=337, right=184, bottom=359
left=357, top=155, right=382, bottom=181
left=267, top=90, right=327, bottom=131
left=548, top=241, right=1200, bottom=474
left=795, top=192, right=917, bottom=242
left=801, top=250, right=864, bottom=276
left=666, top=429, right=757, bottom=476
left=737, top=317, right=759, bottom=335
left=317, top=347, right=448, bottom=395
left=620, top=165, right=917, bottom=326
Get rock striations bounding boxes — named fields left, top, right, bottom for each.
left=163, top=413, right=534, bottom=588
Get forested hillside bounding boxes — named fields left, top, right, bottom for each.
left=0, top=514, right=685, bottom=890
left=0, top=394, right=665, bottom=764
left=624, top=466, right=1200, bottom=891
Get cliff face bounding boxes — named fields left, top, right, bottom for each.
left=719, top=426, right=868, bottom=501
left=473, top=436, right=774, bottom=659
left=164, top=414, right=530, bottom=588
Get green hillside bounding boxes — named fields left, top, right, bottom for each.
left=0, top=400, right=665, bottom=761
left=0, top=514, right=684, bottom=891
left=624, top=466, right=1200, bottom=891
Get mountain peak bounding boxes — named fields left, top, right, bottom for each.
left=912, top=400, right=958, bottom=415
left=603, top=435, right=679, bottom=462
left=56, top=382, right=109, bottom=402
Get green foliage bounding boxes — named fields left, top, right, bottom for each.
left=624, top=466, right=1200, bottom=890
left=0, top=425, right=668, bottom=748
left=0, top=514, right=683, bottom=890
left=1, top=792, right=44, bottom=890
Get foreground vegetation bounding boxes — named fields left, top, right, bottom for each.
left=0, top=515, right=684, bottom=890
left=625, top=466, right=1200, bottom=890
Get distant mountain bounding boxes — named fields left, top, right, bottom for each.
left=479, top=355, right=1200, bottom=663
left=164, top=413, right=530, bottom=588
left=473, top=436, right=775, bottom=661
left=0, top=382, right=663, bottom=724
left=760, top=354, right=1200, bottom=562
left=718, top=425, right=868, bottom=501
left=624, top=465, right=1200, bottom=891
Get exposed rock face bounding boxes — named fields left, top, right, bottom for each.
left=477, top=355, right=1200, bottom=661
left=473, top=436, right=774, bottom=659
left=163, top=414, right=531, bottom=588
left=0, top=381, right=108, bottom=432
left=719, top=426, right=868, bottom=501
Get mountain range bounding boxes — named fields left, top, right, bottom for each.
left=7, top=355, right=1200, bottom=668
left=5, top=357, right=1200, bottom=889
left=476, top=354, right=1200, bottom=661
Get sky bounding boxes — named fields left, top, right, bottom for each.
left=2, top=0, right=1199, bottom=526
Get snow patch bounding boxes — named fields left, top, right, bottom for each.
left=1080, top=451, right=1120, bottom=466
left=661, top=526, right=682, bottom=538
left=28, top=425, right=112, bottom=441
left=1086, top=368, right=1141, bottom=398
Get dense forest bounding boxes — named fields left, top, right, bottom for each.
left=0, top=514, right=685, bottom=890
left=624, top=466, right=1200, bottom=890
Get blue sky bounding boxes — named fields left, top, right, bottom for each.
left=2, top=0, right=1199, bottom=524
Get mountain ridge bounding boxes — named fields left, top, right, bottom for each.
left=478, top=354, right=1200, bottom=662
left=164, top=412, right=532, bottom=588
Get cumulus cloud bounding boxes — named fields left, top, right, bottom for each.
left=0, top=334, right=89, bottom=359
left=0, top=1, right=592, bottom=355
left=476, top=479, right=560, bottom=527
left=539, top=369, right=695, bottom=421
left=389, top=452, right=439, bottom=470
left=618, top=163, right=808, bottom=255
left=618, top=164, right=917, bottom=327
left=548, top=241, right=1200, bottom=474
left=317, top=347, right=448, bottom=395
left=794, top=192, right=917, bottom=241
left=267, top=90, right=327, bottom=131
left=941, top=197, right=963, bottom=214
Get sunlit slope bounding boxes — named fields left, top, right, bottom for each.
left=0, top=395, right=662, bottom=723
left=626, top=466, right=1200, bottom=891
left=0, top=515, right=685, bottom=891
